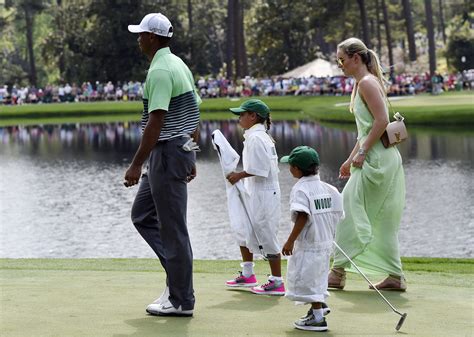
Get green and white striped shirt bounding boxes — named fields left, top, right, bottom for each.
left=142, top=47, right=201, bottom=141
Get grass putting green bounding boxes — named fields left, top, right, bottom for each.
left=1, top=258, right=473, bottom=336
left=0, top=91, right=472, bottom=126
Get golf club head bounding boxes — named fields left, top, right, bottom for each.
left=395, top=313, right=407, bottom=331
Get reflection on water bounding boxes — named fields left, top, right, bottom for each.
left=0, top=123, right=141, bottom=163
left=0, top=121, right=473, bottom=259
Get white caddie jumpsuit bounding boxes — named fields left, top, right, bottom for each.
left=241, top=124, right=281, bottom=255
left=285, top=175, right=344, bottom=304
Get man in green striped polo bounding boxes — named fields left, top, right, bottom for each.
left=125, top=12, right=201, bottom=317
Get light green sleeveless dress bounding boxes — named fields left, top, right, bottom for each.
left=333, top=90, right=405, bottom=276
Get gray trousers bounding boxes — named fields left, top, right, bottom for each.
left=131, top=136, right=195, bottom=310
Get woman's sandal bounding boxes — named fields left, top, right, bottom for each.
left=328, top=268, right=346, bottom=289
left=369, top=275, right=407, bottom=292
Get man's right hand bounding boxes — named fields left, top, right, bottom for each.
left=124, top=164, right=142, bottom=187
left=124, top=110, right=164, bottom=187
left=186, top=165, right=197, bottom=183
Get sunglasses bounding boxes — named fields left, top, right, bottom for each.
left=337, top=58, right=346, bottom=67
left=337, top=55, right=353, bottom=67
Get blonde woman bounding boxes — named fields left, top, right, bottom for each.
left=329, top=38, right=406, bottom=291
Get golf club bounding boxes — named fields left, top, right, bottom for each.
left=333, top=241, right=408, bottom=331
left=235, top=184, right=268, bottom=260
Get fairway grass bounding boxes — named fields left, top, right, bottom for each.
left=389, top=93, right=473, bottom=107
left=1, top=258, right=473, bottom=337
left=1, top=91, right=472, bottom=126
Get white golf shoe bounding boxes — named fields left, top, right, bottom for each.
left=154, top=299, right=193, bottom=317
left=146, top=286, right=169, bottom=315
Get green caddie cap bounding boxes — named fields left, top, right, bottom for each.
left=280, top=146, right=320, bottom=170
left=229, top=99, right=270, bottom=118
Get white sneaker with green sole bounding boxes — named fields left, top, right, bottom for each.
left=294, top=313, right=328, bottom=331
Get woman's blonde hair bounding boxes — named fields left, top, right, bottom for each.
left=338, top=38, right=387, bottom=111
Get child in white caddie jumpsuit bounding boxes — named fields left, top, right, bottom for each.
left=225, top=99, right=284, bottom=295
left=281, top=146, right=344, bottom=331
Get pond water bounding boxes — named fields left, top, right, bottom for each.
left=0, top=120, right=472, bottom=259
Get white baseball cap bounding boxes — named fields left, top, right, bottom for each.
left=128, top=13, right=173, bottom=37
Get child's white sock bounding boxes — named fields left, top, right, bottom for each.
left=312, top=308, right=324, bottom=322
left=269, top=275, right=283, bottom=285
left=241, top=262, right=254, bottom=277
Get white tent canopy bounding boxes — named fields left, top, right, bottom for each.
left=281, top=58, right=343, bottom=78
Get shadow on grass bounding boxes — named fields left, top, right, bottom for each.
left=208, top=288, right=282, bottom=312
left=330, top=289, right=410, bottom=314
left=284, top=327, right=337, bottom=336
left=113, top=315, right=192, bottom=337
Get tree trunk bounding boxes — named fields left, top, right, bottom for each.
left=369, top=18, right=375, bottom=44
left=402, top=0, right=417, bottom=61
left=207, top=11, right=225, bottom=75
left=375, top=0, right=382, bottom=55
left=233, top=0, right=244, bottom=78
left=357, top=0, right=371, bottom=48
left=226, top=0, right=234, bottom=79
left=237, top=2, right=248, bottom=76
left=232, top=0, right=242, bottom=78
left=56, top=0, right=65, bottom=80
left=187, top=0, right=193, bottom=61
left=24, top=5, right=37, bottom=86
left=381, top=0, right=394, bottom=75
left=424, top=0, right=436, bottom=76
left=438, top=0, right=446, bottom=44
left=316, top=28, right=329, bottom=55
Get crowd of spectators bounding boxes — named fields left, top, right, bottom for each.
left=0, top=81, right=143, bottom=105
left=1, top=70, right=473, bottom=105
left=195, top=71, right=474, bottom=98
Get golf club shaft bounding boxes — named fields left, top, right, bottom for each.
left=236, top=185, right=267, bottom=259
left=333, top=241, right=403, bottom=316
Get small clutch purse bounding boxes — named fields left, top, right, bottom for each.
left=381, top=112, right=408, bottom=148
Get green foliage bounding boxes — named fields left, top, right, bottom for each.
left=0, top=7, right=29, bottom=85
left=0, top=60, right=27, bottom=86
left=0, top=0, right=470, bottom=85
left=315, top=0, right=358, bottom=45
left=41, top=0, right=95, bottom=84
left=445, top=14, right=474, bottom=71
left=0, top=4, right=30, bottom=85
left=248, top=0, right=320, bottom=76
left=84, top=0, right=153, bottom=82
left=180, top=0, right=227, bottom=76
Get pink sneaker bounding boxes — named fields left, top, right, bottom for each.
left=251, top=280, right=285, bottom=296
left=226, top=272, right=258, bottom=287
